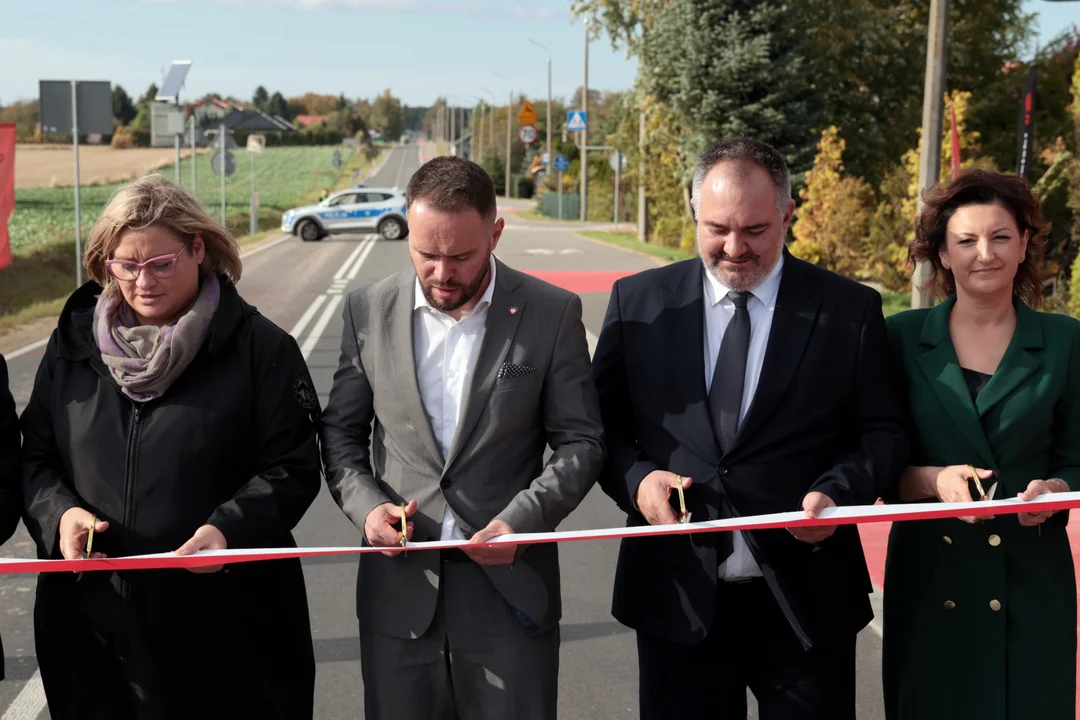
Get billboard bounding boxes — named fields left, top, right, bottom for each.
left=39, top=80, right=113, bottom=136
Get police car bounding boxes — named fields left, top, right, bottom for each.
left=281, top=186, right=409, bottom=242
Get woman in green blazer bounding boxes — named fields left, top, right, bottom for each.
left=883, top=169, right=1079, bottom=720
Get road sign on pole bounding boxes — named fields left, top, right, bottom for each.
left=211, top=150, right=236, bottom=177
left=567, top=110, right=587, bottom=132
left=553, top=154, right=569, bottom=172
left=518, top=124, right=538, bottom=145
left=609, top=150, right=627, bottom=172
left=518, top=100, right=537, bottom=127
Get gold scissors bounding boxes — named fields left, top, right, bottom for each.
left=84, top=515, right=96, bottom=559
left=674, top=476, right=691, bottom=524
left=77, top=515, right=96, bottom=582
left=399, top=503, right=408, bottom=552
left=967, top=465, right=998, bottom=502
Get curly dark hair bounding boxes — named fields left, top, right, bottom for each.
left=910, top=168, right=1049, bottom=307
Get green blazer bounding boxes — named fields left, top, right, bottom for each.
left=883, top=295, right=1080, bottom=720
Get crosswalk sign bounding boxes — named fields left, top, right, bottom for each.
left=567, top=110, right=587, bottom=132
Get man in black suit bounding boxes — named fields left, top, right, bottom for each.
left=592, top=138, right=908, bottom=719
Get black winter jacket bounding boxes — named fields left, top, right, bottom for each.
left=19, top=278, right=321, bottom=719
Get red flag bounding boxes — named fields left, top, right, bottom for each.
left=950, top=105, right=961, bottom=180
left=0, top=123, right=13, bottom=271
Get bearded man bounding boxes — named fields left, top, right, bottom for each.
left=591, top=137, right=908, bottom=720
left=320, top=155, right=603, bottom=720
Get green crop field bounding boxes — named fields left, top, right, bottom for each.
left=9, top=146, right=355, bottom=252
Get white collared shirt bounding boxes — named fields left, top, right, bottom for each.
left=413, top=255, right=497, bottom=540
left=702, top=253, right=784, bottom=579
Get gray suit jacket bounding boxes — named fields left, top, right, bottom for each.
left=320, top=257, right=604, bottom=638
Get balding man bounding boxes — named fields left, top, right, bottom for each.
left=592, top=138, right=908, bottom=719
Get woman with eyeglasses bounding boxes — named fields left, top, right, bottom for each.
left=19, top=175, right=321, bottom=719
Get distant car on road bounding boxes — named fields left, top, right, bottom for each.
left=281, top=186, right=409, bottom=242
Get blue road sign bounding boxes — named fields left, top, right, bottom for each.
left=567, top=110, right=587, bottom=132
left=554, top=154, right=570, bottom=172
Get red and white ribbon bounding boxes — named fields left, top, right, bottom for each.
left=9, top=492, right=1080, bottom=574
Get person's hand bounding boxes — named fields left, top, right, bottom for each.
left=935, top=465, right=995, bottom=523
left=175, top=525, right=228, bottom=573
left=1017, top=478, right=1067, bottom=527
left=59, top=507, right=109, bottom=562
left=789, top=492, right=837, bottom=544
left=463, top=520, right=517, bottom=565
left=634, top=471, right=692, bottom=526
left=364, top=500, right=416, bottom=557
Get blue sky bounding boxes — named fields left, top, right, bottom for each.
left=2, top=0, right=1080, bottom=110
left=0, top=0, right=637, bottom=108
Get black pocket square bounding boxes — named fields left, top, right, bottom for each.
left=498, top=362, right=536, bottom=379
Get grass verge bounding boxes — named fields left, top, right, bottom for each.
left=579, top=230, right=696, bottom=264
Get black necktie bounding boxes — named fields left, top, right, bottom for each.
left=709, top=290, right=750, bottom=568
left=709, top=291, right=751, bottom=455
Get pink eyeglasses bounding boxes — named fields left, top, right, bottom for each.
left=105, top=250, right=185, bottom=281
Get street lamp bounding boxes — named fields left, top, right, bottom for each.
left=495, top=73, right=514, bottom=199
left=581, top=14, right=590, bottom=221
left=528, top=39, right=553, bottom=176
left=480, top=87, right=496, bottom=166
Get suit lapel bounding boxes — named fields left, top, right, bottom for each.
left=913, top=296, right=997, bottom=467
left=732, top=253, right=821, bottom=451
left=385, top=270, right=444, bottom=466
left=443, top=259, right=525, bottom=473
left=975, top=301, right=1043, bottom=418
left=661, top=262, right=721, bottom=464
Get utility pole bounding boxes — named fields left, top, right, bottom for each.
left=638, top=110, right=647, bottom=243
left=581, top=16, right=590, bottom=221
left=506, top=89, right=513, bottom=198
left=529, top=40, right=553, bottom=180
left=450, top=100, right=456, bottom=155
left=912, top=0, right=948, bottom=309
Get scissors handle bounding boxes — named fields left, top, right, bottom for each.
left=85, top=515, right=97, bottom=559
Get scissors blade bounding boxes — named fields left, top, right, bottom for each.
left=985, top=482, right=998, bottom=502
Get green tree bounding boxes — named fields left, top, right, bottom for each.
left=137, top=84, right=159, bottom=109
left=252, top=85, right=269, bottom=111
left=112, top=85, right=137, bottom=126
left=267, top=91, right=287, bottom=118
left=371, top=89, right=405, bottom=142
left=789, top=126, right=874, bottom=278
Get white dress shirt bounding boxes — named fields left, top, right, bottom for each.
left=413, top=256, right=497, bottom=540
left=702, top=253, right=784, bottom=580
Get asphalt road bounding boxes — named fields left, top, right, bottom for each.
left=0, top=141, right=887, bottom=719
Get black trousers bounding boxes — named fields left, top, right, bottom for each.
left=637, top=578, right=856, bottom=720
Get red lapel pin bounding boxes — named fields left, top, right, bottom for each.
left=508, top=306, right=519, bottom=315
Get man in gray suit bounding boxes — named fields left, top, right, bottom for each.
left=320, top=155, right=604, bottom=720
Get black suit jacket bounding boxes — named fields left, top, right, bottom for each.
left=0, top=356, right=24, bottom=680
left=592, top=252, right=908, bottom=649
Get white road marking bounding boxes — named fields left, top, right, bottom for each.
left=293, top=237, right=377, bottom=359
left=333, top=243, right=367, bottom=281
left=289, top=295, right=327, bottom=340
left=300, top=295, right=344, bottom=360
left=347, top=240, right=378, bottom=280
left=2, top=669, right=45, bottom=720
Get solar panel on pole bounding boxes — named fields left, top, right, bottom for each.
left=156, top=61, right=192, bottom=102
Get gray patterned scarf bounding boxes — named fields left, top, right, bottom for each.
left=93, top=274, right=221, bottom=402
